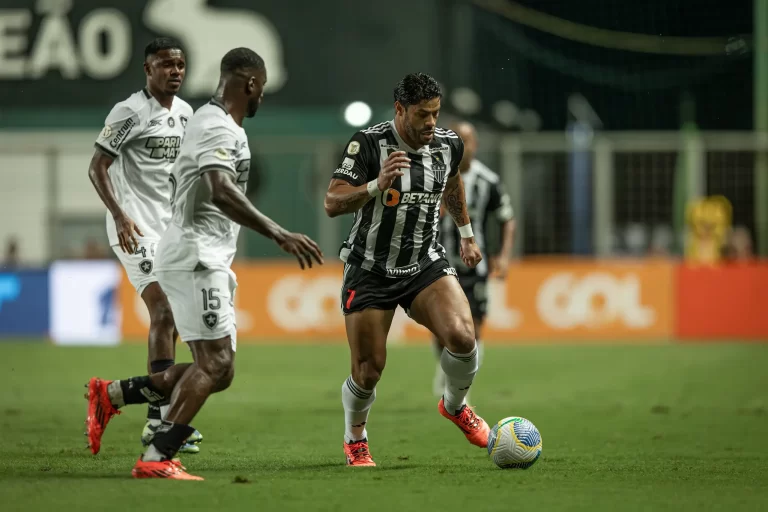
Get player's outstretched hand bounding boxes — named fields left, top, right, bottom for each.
left=115, top=213, right=144, bottom=254
left=276, top=231, right=324, bottom=270
left=377, top=151, right=410, bottom=192
left=459, top=237, right=483, bottom=269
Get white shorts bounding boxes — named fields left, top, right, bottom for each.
left=112, top=241, right=159, bottom=296
left=156, top=268, right=238, bottom=351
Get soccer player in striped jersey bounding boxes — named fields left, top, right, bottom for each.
left=324, top=73, right=490, bottom=466
left=432, top=122, right=516, bottom=399
left=88, top=37, right=201, bottom=455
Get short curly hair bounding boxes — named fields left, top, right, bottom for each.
left=220, top=47, right=265, bottom=74
left=393, top=73, right=442, bottom=107
left=144, top=37, right=183, bottom=59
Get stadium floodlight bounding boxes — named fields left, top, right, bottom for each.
left=344, top=101, right=372, bottom=127
left=450, top=87, right=482, bottom=115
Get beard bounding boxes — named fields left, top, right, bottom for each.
left=246, top=99, right=260, bottom=118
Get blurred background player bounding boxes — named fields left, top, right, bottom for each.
left=432, top=121, right=516, bottom=399
left=324, top=73, right=489, bottom=467
left=88, top=37, right=201, bottom=454
left=85, top=47, right=324, bottom=480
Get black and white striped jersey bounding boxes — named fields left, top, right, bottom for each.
left=332, top=120, right=464, bottom=278
left=439, top=160, right=514, bottom=278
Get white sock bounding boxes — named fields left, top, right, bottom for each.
left=106, top=381, right=125, bottom=407
left=143, top=444, right=164, bottom=462
left=342, top=376, right=375, bottom=443
left=441, top=344, right=479, bottom=415
left=434, top=340, right=483, bottom=399
left=160, top=404, right=170, bottom=421
left=476, top=339, right=484, bottom=367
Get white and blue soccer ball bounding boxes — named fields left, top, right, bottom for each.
left=487, top=416, right=542, bottom=469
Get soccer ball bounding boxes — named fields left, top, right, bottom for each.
left=487, top=416, right=542, bottom=469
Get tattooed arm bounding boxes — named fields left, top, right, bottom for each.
left=324, top=180, right=373, bottom=218
left=443, top=171, right=482, bottom=267
left=442, top=172, right=471, bottom=228
left=324, top=149, right=410, bottom=218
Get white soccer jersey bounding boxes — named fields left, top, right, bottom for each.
left=95, top=88, right=194, bottom=245
left=155, top=99, right=251, bottom=272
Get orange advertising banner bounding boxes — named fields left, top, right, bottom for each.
left=120, top=260, right=674, bottom=343
left=676, top=263, right=768, bottom=340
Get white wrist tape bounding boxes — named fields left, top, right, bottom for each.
left=458, top=224, right=474, bottom=238
left=367, top=180, right=382, bottom=198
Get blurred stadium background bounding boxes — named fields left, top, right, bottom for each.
left=0, top=0, right=763, bottom=344
left=1, top=1, right=767, bottom=509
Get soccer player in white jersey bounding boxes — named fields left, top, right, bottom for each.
left=88, top=37, right=203, bottom=455
left=84, top=48, right=323, bottom=480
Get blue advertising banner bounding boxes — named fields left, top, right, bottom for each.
left=50, top=261, right=120, bottom=346
left=0, top=269, right=49, bottom=338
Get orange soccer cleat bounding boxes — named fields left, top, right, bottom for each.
left=132, top=457, right=203, bottom=480
left=343, top=439, right=376, bottom=467
left=438, top=397, right=490, bottom=448
left=84, top=377, right=120, bottom=455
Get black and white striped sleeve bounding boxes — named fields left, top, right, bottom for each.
left=448, top=134, right=465, bottom=178
left=487, top=179, right=515, bottom=221
left=332, top=132, right=374, bottom=187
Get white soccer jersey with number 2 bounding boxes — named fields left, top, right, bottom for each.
left=155, top=99, right=251, bottom=272
left=95, top=88, right=193, bottom=246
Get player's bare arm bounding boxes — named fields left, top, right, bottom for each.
left=88, top=148, right=143, bottom=253
left=491, top=218, right=516, bottom=278
left=204, top=169, right=323, bottom=269
left=324, top=151, right=410, bottom=217
left=442, top=172, right=482, bottom=268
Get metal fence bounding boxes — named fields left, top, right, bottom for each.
left=0, top=130, right=765, bottom=264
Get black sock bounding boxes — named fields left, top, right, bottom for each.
left=150, top=421, right=195, bottom=460
left=119, top=376, right=165, bottom=405
left=147, top=360, right=174, bottom=420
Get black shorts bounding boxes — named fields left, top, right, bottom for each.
left=341, top=258, right=456, bottom=315
left=457, top=273, right=488, bottom=321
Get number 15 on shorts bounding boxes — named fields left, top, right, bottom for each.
left=202, top=287, right=221, bottom=330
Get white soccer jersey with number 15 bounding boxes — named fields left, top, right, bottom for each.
left=154, top=99, right=251, bottom=272
left=95, top=88, right=193, bottom=246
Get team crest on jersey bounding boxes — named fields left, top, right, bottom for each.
left=202, top=312, right=219, bottom=330
left=139, top=259, right=153, bottom=275
left=347, top=141, right=360, bottom=155
left=167, top=117, right=175, bottom=128
left=180, top=116, right=188, bottom=128
left=431, top=151, right=447, bottom=184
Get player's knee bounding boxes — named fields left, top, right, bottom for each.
left=197, top=345, right=234, bottom=389
left=352, top=355, right=385, bottom=389
left=443, top=320, right=476, bottom=354
left=214, top=365, right=235, bottom=392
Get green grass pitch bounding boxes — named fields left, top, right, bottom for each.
left=1, top=342, right=767, bottom=511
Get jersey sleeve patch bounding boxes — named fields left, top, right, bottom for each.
left=95, top=104, right=141, bottom=156
left=198, top=128, right=239, bottom=176
left=332, top=132, right=373, bottom=186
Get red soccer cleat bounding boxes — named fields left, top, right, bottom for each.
left=132, top=457, right=203, bottom=480
left=343, top=439, right=376, bottom=467
left=438, top=397, right=490, bottom=448
left=84, top=377, right=120, bottom=455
